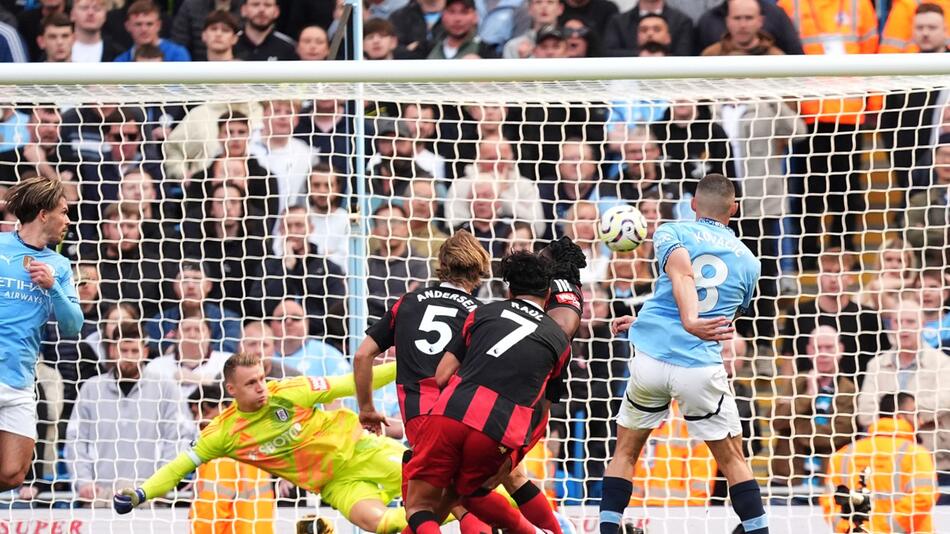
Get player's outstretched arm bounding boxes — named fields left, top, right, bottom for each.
left=665, top=248, right=734, bottom=342
left=314, top=361, right=397, bottom=404
left=113, top=452, right=200, bottom=514
left=353, top=336, right=388, bottom=434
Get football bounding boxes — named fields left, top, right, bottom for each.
left=598, top=205, right=649, bottom=252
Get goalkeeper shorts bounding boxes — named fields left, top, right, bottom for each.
left=0, top=382, right=36, bottom=440
left=321, top=433, right=406, bottom=518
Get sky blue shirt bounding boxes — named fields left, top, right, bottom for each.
left=0, top=231, right=81, bottom=389
left=630, top=219, right=760, bottom=368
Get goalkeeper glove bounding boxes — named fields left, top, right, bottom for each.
left=113, top=488, right=146, bottom=514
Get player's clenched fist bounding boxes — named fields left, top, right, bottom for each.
left=28, top=260, right=55, bottom=290
left=113, top=487, right=146, bottom=514
left=610, top=315, right=636, bottom=335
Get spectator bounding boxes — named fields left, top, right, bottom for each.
left=389, top=0, right=446, bottom=59
left=709, top=91, right=805, bottom=340
left=234, top=0, right=297, bottom=61
left=198, top=9, right=239, bottom=61
left=564, top=200, right=608, bottom=284
left=882, top=6, right=950, bottom=189
left=857, top=299, right=950, bottom=478
left=503, top=0, right=563, bottom=59
left=65, top=321, right=194, bottom=505
left=695, top=0, right=803, bottom=55
left=296, top=99, right=362, bottom=175
left=406, top=178, right=449, bottom=267
left=273, top=0, right=335, bottom=44
left=539, top=138, right=604, bottom=237
left=562, top=16, right=601, bottom=57
left=367, top=204, right=430, bottom=319
left=700, top=0, right=783, bottom=56
left=145, top=261, right=242, bottom=355
left=634, top=14, right=672, bottom=53
left=297, top=25, right=329, bottom=60
left=187, top=384, right=277, bottom=534
left=144, top=315, right=233, bottom=397
left=115, top=0, right=191, bottom=62
left=602, top=0, right=693, bottom=56
left=18, top=0, right=66, bottom=61
left=171, top=0, right=241, bottom=60
left=70, top=0, right=123, bottom=62
left=905, top=139, right=950, bottom=265
left=0, top=105, right=65, bottom=185
left=117, top=169, right=173, bottom=243
left=364, top=18, right=399, bottom=60
left=822, top=393, right=937, bottom=534
left=186, top=111, right=278, bottom=227
left=919, top=269, right=950, bottom=352
left=269, top=298, right=349, bottom=377
left=428, top=0, right=497, bottom=58
left=446, top=136, right=544, bottom=235
left=238, top=320, right=301, bottom=379
left=771, top=326, right=857, bottom=489
left=248, top=206, right=347, bottom=335
left=250, top=100, right=319, bottom=216
left=778, top=0, right=878, bottom=262
left=720, top=334, right=761, bottom=458
left=36, top=12, right=73, bottom=62
left=132, top=41, right=163, bottom=60
left=880, top=0, right=950, bottom=53
left=858, top=239, right=919, bottom=317
left=83, top=302, right=141, bottom=364
left=398, top=102, right=447, bottom=180
left=600, top=126, right=672, bottom=208
left=559, top=0, right=617, bottom=36
left=530, top=24, right=568, bottom=57
left=779, top=250, right=890, bottom=385
left=650, top=100, right=733, bottom=196
left=0, top=19, right=27, bottom=63
left=86, top=202, right=170, bottom=319
left=181, top=183, right=268, bottom=316
left=306, top=163, right=350, bottom=270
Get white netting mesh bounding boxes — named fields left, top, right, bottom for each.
left=2, top=74, right=949, bottom=533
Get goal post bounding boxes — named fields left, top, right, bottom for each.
left=0, top=56, right=948, bottom=534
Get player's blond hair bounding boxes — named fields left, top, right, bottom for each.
left=223, top=352, right=262, bottom=383
left=5, top=175, right=65, bottom=224
left=437, top=229, right=491, bottom=287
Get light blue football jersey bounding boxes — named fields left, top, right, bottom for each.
left=629, top=218, right=760, bottom=368
left=0, top=231, right=78, bottom=390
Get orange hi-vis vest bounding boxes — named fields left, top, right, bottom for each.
left=820, top=418, right=937, bottom=534
left=629, top=403, right=717, bottom=507
left=880, top=0, right=950, bottom=53
left=777, top=0, right=881, bottom=124
left=190, top=458, right=276, bottom=534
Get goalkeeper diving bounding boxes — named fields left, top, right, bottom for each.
left=114, top=353, right=410, bottom=534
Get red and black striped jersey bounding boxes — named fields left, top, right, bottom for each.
left=365, top=284, right=479, bottom=423
left=432, top=299, right=570, bottom=450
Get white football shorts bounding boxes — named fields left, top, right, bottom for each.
left=0, top=382, right=36, bottom=440
left=618, top=349, right=742, bottom=441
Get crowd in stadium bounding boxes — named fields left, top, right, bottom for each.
left=0, top=0, right=947, bottom=526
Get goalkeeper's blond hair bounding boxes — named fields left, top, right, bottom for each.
left=437, top=229, right=491, bottom=287
left=223, top=352, right=262, bottom=383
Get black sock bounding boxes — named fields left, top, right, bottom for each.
left=599, top=476, right=633, bottom=534
left=729, top=480, right=768, bottom=534
left=511, top=480, right=541, bottom=505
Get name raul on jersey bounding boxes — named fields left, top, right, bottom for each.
left=416, top=289, right=477, bottom=311
left=512, top=302, right=543, bottom=320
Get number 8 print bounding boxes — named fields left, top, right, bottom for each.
left=692, top=254, right=729, bottom=313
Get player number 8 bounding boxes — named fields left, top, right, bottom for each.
left=692, top=254, right=729, bottom=314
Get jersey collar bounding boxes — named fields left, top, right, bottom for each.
left=440, top=282, right=467, bottom=293
left=698, top=217, right=731, bottom=232
left=13, top=231, right=44, bottom=252
left=517, top=298, right=545, bottom=312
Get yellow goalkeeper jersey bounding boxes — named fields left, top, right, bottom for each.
left=141, top=363, right=396, bottom=499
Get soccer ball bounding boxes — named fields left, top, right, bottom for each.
left=598, top=205, right=648, bottom=252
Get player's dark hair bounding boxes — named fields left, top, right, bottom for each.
left=694, top=173, right=736, bottom=218
left=541, top=236, right=587, bottom=286
left=501, top=251, right=552, bottom=299
left=917, top=2, right=945, bottom=17
left=879, top=392, right=915, bottom=417
left=223, top=352, right=262, bottom=383
left=437, top=229, right=491, bottom=287
left=5, top=175, right=66, bottom=224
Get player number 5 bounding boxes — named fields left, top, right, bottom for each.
left=415, top=305, right=459, bottom=355
left=692, top=254, right=729, bottom=313
left=487, top=310, right=538, bottom=357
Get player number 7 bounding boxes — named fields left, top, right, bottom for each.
left=487, top=310, right=538, bottom=357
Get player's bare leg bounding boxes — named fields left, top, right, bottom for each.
left=349, top=499, right=408, bottom=534
left=502, top=464, right=563, bottom=534
left=599, top=425, right=653, bottom=534
left=705, top=435, right=768, bottom=534
left=0, top=431, right=33, bottom=491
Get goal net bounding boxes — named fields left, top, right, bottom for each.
left=2, top=59, right=949, bottom=533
